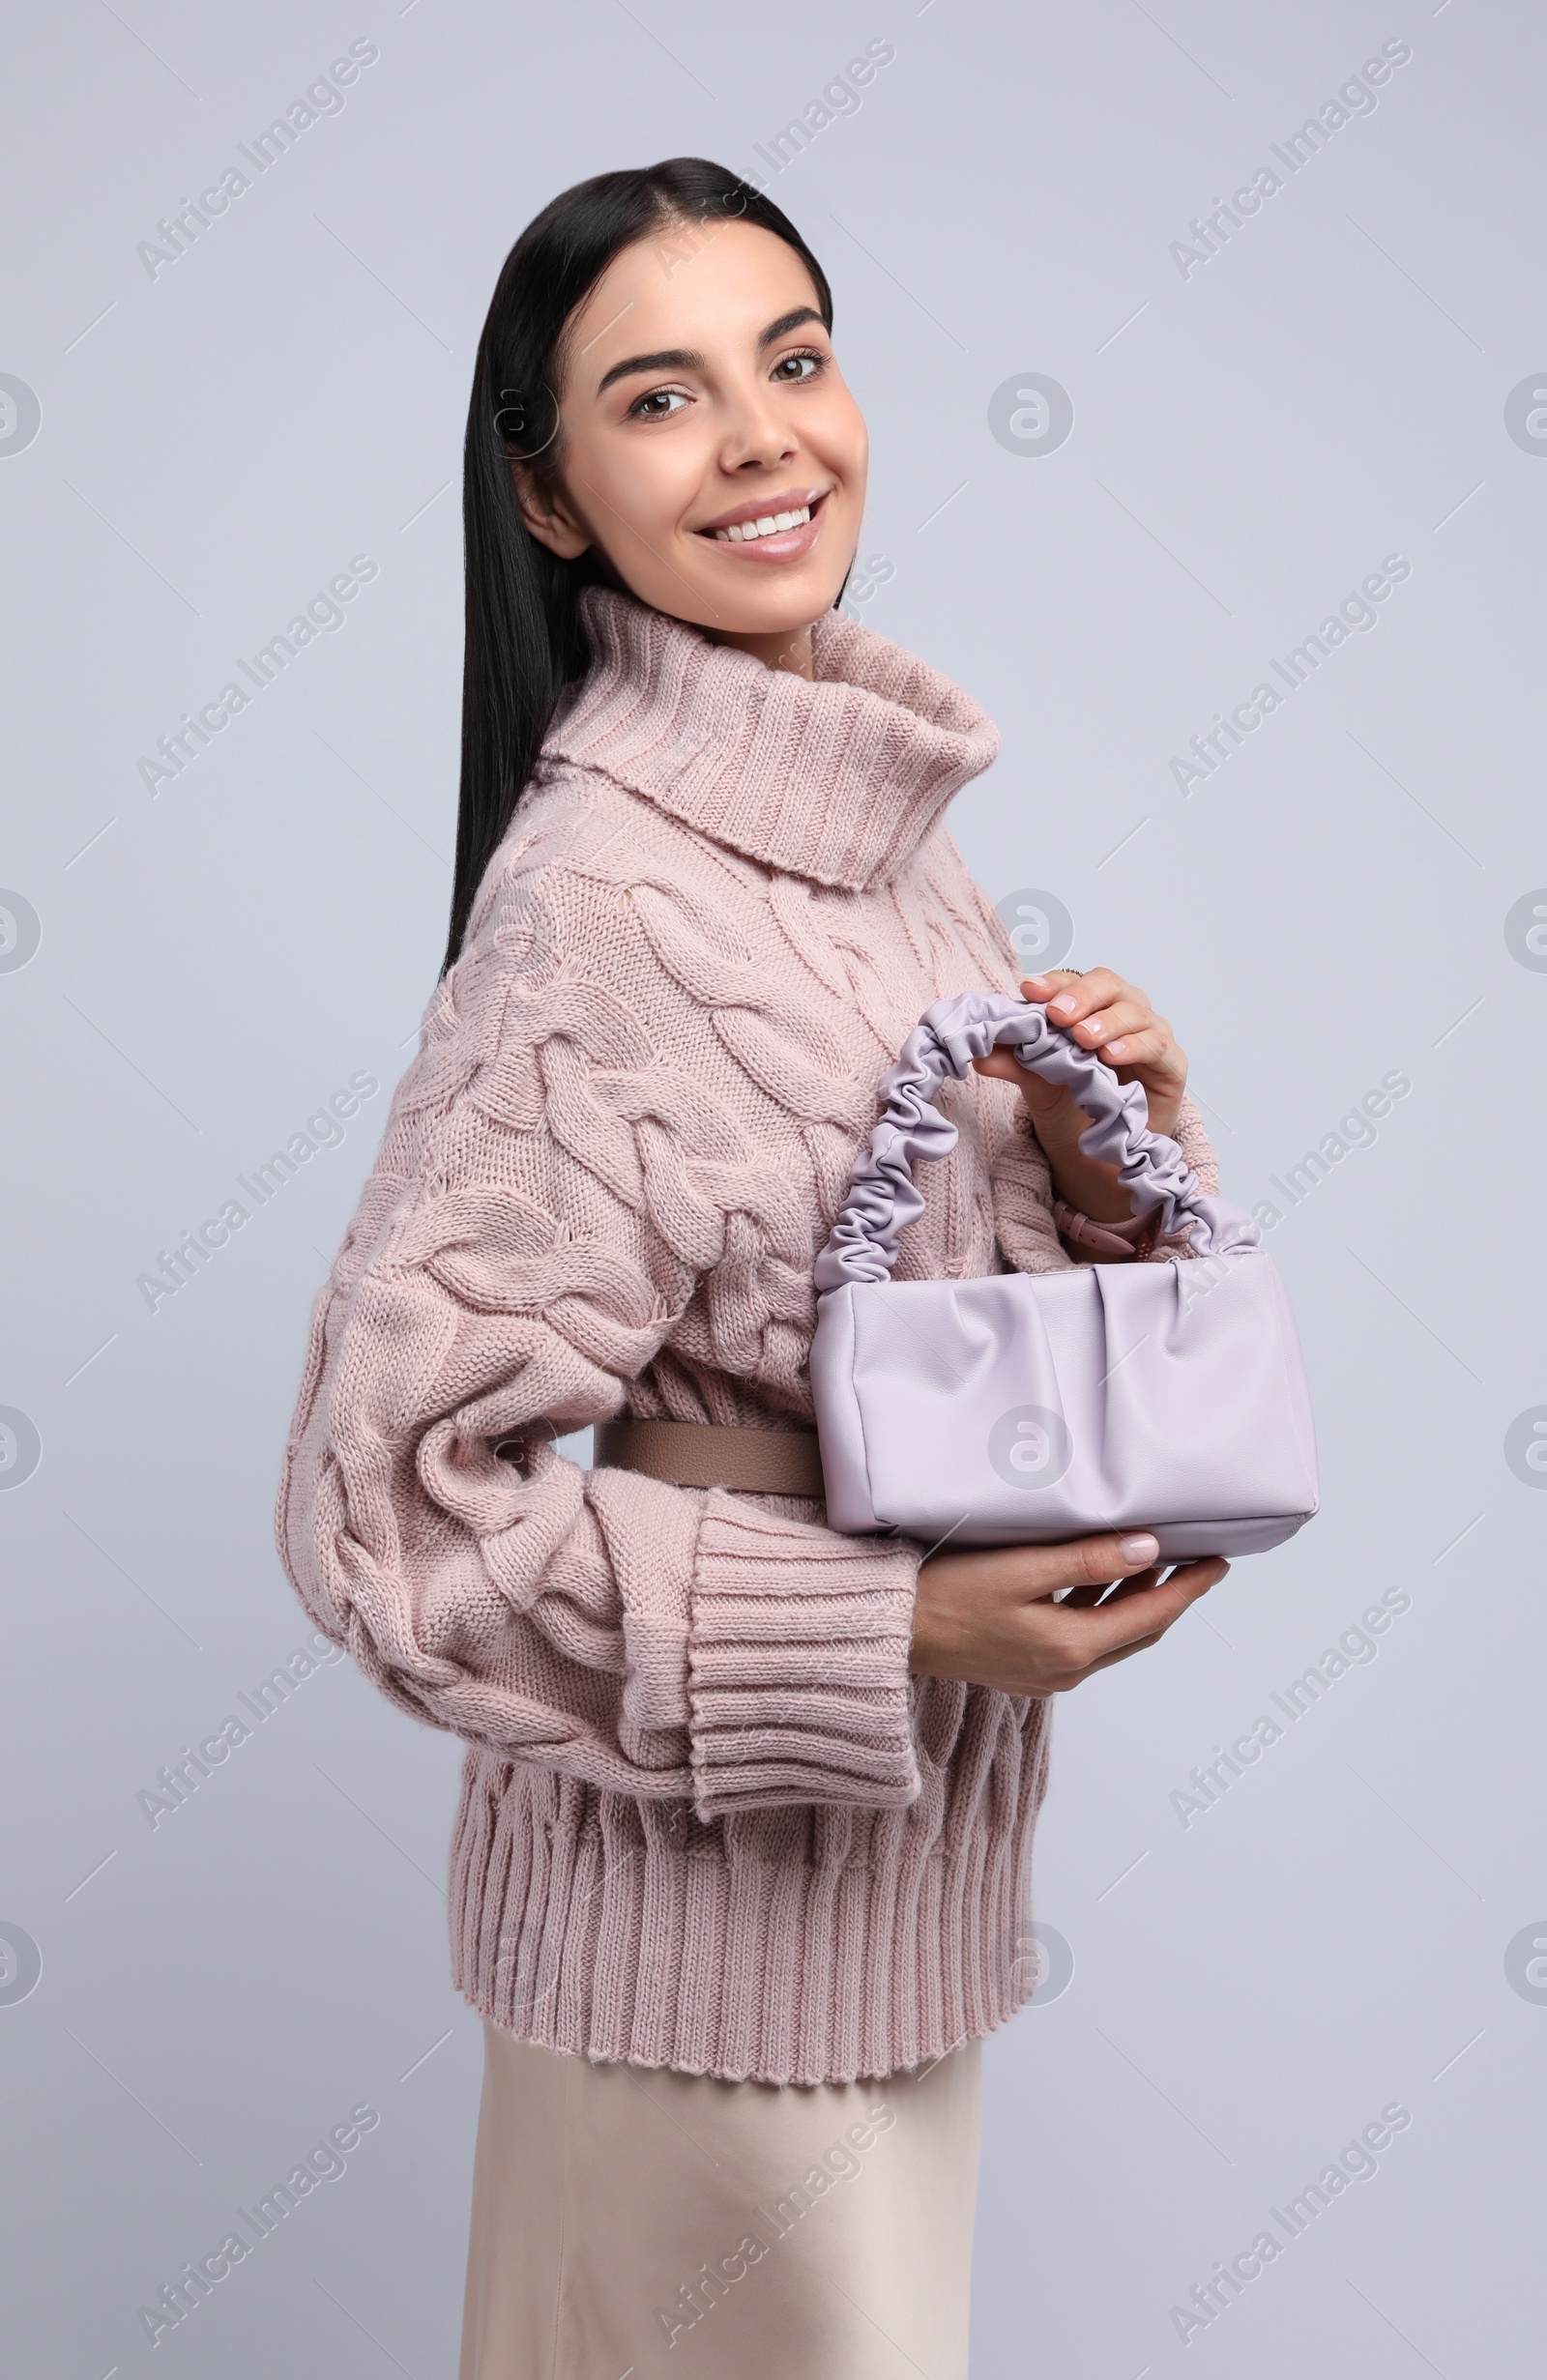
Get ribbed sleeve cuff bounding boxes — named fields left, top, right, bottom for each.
left=686, top=1492, right=923, bottom=1820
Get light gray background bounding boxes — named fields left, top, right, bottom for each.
left=3, top=2, right=1541, bottom=2372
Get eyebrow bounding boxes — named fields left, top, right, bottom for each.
left=594, top=306, right=828, bottom=397
left=596, top=347, right=703, bottom=395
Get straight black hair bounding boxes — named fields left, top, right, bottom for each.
left=443, top=158, right=834, bottom=975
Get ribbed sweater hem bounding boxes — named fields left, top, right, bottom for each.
left=448, top=1736, right=1050, bottom=2086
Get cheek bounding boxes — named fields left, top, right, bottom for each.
left=810, top=386, right=868, bottom=491
left=572, top=425, right=708, bottom=553
left=559, top=417, right=728, bottom=621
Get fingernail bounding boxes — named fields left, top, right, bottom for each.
left=1119, top=1532, right=1159, bottom=1564
left=1050, top=994, right=1077, bottom=1016
left=1023, top=974, right=1049, bottom=992
left=1104, top=1037, right=1127, bottom=1059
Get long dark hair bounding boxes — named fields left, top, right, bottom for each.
left=444, top=158, right=834, bottom=974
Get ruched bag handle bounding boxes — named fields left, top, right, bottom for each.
left=813, top=992, right=1259, bottom=1292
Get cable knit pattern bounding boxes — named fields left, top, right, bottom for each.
left=276, top=587, right=1218, bottom=2083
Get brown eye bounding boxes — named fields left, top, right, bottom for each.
left=773, top=351, right=823, bottom=384
left=629, top=387, right=688, bottom=420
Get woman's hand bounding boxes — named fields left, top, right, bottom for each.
left=909, top=1528, right=1225, bottom=1696
left=973, top=968, right=1189, bottom=1225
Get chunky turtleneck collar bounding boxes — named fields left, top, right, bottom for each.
left=542, top=585, right=1001, bottom=892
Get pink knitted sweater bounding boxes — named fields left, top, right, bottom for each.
left=276, top=588, right=1217, bottom=2085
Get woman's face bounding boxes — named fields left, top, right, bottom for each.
left=513, top=218, right=868, bottom=670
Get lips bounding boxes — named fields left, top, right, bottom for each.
left=714, top=504, right=810, bottom=542
left=694, top=489, right=831, bottom=558
left=695, top=489, right=829, bottom=537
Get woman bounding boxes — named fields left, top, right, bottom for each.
left=276, top=158, right=1227, bottom=2380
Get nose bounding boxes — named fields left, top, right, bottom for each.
left=716, top=371, right=799, bottom=474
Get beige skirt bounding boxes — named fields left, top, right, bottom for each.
left=459, top=2019, right=984, bottom=2380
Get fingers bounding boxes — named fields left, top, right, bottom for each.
left=1031, top=1558, right=1225, bottom=1694
left=1058, top=1579, right=1129, bottom=1610
left=1064, top=998, right=1153, bottom=1047
left=1090, top=1022, right=1177, bottom=1073
left=1066, top=1003, right=1174, bottom=1068
left=994, top=974, right=1188, bottom=1102
left=1013, top=971, right=1132, bottom=1037
left=1065, top=1558, right=1226, bottom=1663
left=1016, top=1530, right=1171, bottom=1601
left=1081, top=1629, right=1167, bottom=1676
left=911, top=1538, right=1228, bottom=1698
left=1060, top=1563, right=1163, bottom=1610
left=1022, top=968, right=1134, bottom=1025
left=1021, top=972, right=1178, bottom=1071
left=971, top=1047, right=1052, bottom=1088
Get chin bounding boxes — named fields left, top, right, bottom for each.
left=734, top=597, right=842, bottom=635
left=716, top=570, right=854, bottom=633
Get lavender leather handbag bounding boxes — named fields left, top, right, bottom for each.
left=810, top=993, right=1319, bottom=1559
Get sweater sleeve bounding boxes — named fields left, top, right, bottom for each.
left=275, top=860, right=921, bottom=1822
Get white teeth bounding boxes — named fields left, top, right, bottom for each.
left=712, top=504, right=812, bottom=543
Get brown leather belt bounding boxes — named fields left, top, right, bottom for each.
left=594, top=1416, right=826, bottom=1496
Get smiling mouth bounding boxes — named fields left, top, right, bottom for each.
left=712, top=502, right=812, bottom=543
left=695, top=490, right=830, bottom=545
